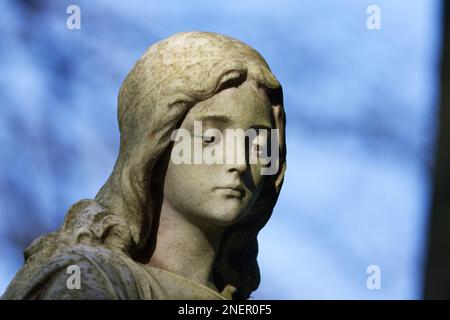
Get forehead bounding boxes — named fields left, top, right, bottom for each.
left=183, top=81, right=273, bottom=130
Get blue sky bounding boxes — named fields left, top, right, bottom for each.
left=0, top=0, right=442, bottom=299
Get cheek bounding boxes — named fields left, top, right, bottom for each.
left=250, top=163, right=265, bottom=189
left=164, top=163, right=193, bottom=196
left=163, top=161, right=215, bottom=197
left=163, top=163, right=208, bottom=217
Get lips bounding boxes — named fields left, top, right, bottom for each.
left=215, top=185, right=246, bottom=198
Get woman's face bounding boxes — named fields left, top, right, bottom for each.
left=162, top=80, right=274, bottom=228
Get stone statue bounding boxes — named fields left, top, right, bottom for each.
left=2, top=31, right=286, bottom=300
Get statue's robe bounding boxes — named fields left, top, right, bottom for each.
left=2, top=240, right=228, bottom=300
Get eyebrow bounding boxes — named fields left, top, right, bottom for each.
left=198, top=115, right=232, bottom=126
left=197, top=115, right=272, bottom=131
left=250, top=124, right=272, bottom=131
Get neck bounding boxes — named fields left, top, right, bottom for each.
left=147, top=198, right=224, bottom=290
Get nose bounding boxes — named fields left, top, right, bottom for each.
left=224, top=138, right=248, bottom=174
left=226, top=160, right=247, bottom=175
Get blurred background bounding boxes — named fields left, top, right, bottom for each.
left=0, top=0, right=446, bottom=299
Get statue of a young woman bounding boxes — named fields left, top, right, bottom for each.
left=2, top=31, right=286, bottom=300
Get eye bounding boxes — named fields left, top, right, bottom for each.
left=203, top=135, right=216, bottom=144
left=252, top=144, right=262, bottom=153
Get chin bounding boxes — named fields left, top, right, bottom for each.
left=207, top=203, right=247, bottom=226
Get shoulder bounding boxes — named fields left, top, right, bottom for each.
left=3, top=244, right=145, bottom=300
left=43, top=245, right=142, bottom=300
